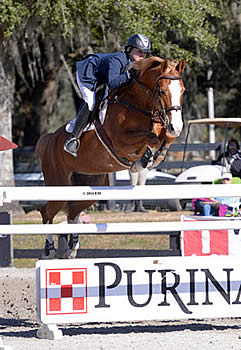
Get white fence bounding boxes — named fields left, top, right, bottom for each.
left=1, top=184, right=241, bottom=343
left=1, top=184, right=241, bottom=234
left=0, top=220, right=241, bottom=235
left=1, top=184, right=241, bottom=203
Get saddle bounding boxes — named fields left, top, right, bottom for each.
left=90, top=84, right=107, bottom=124
left=65, top=84, right=108, bottom=134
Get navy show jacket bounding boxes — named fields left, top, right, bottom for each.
left=76, top=52, right=130, bottom=91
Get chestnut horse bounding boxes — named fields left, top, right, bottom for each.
left=36, top=56, right=185, bottom=259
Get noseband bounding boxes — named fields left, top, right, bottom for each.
left=113, top=74, right=183, bottom=129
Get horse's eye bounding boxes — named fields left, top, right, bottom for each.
left=160, top=89, right=166, bottom=96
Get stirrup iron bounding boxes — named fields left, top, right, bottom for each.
left=64, top=137, right=80, bottom=157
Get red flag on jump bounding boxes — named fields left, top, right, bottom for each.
left=0, top=136, right=18, bottom=151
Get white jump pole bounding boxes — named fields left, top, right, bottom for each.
left=1, top=184, right=241, bottom=205
left=0, top=219, right=240, bottom=235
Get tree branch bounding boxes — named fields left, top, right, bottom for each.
left=60, top=54, right=83, bottom=100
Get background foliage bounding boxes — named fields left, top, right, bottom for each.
left=0, top=0, right=240, bottom=169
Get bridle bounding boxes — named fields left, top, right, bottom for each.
left=112, top=74, right=183, bottom=129
left=155, top=75, right=183, bottom=119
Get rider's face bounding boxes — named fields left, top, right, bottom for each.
left=130, top=48, right=147, bottom=62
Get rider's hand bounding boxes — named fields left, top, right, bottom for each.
left=127, top=67, right=137, bottom=79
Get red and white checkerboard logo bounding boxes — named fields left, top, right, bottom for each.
left=45, top=268, right=87, bottom=315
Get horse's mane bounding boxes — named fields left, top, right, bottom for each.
left=132, top=56, right=177, bottom=77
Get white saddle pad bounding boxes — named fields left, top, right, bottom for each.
left=65, top=102, right=108, bottom=133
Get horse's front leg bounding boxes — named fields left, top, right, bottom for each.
left=40, top=200, right=67, bottom=259
left=129, top=134, right=160, bottom=173
left=119, top=129, right=160, bottom=169
left=117, top=129, right=161, bottom=154
left=152, top=144, right=169, bottom=168
left=130, top=146, right=155, bottom=173
left=152, top=133, right=177, bottom=169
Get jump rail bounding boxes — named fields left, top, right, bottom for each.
left=0, top=183, right=241, bottom=343
left=1, top=184, right=241, bottom=205
left=0, top=219, right=241, bottom=235
left=1, top=184, right=241, bottom=236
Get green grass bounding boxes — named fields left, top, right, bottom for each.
left=14, top=258, right=39, bottom=268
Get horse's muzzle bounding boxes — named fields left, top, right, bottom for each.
left=166, top=127, right=181, bottom=139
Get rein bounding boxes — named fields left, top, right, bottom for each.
left=113, top=96, right=153, bottom=118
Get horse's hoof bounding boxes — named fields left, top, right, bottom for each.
left=40, top=240, right=57, bottom=260
left=63, top=242, right=80, bottom=259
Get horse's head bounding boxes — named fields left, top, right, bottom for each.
left=131, top=56, right=186, bottom=138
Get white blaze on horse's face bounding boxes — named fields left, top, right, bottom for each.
left=168, top=79, right=183, bottom=137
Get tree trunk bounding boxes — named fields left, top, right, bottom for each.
left=0, top=53, right=15, bottom=187
left=0, top=46, right=24, bottom=213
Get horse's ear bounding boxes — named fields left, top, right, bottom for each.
left=176, top=58, right=186, bottom=73
left=160, top=59, right=169, bottom=74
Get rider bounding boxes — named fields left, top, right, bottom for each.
left=64, top=34, right=152, bottom=157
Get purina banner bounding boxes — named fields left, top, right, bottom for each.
left=36, top=256, right=241, bottom=325
left=181, top=215, right=241, bottom=256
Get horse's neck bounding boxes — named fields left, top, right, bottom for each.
left=112, top=83, right=151, bottom=112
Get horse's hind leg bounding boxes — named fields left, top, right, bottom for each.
left=40, top=217, right=57, bottom=259
left=63, top=174, right=109, bottom=259
left=63, top=201, right=94, bottom=259
left=39, top=205, right=57, bottom=259
left=42, top=234, right=57, bottom=259
left=39, top=201, right=67, bottom=259
left=63, top=215, right=81, bottom=259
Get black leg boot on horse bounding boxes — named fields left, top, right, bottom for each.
left=131, top=147, right=153, bottom=172
left=64, top=102, right=91, bottom=157
left=64, top=234, right=80, bottom=259
left=42, top=238, right=57, bottom=259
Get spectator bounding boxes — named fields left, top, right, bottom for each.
left=216, top=138, right=241, bottom=177
left=193, top=172, right=240, bottom=216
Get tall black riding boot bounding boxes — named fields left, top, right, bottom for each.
left=136, top=200, right=148, bottom=213
left=64, top=102, right=91, bottom=157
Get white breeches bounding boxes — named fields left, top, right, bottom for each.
left=77, top=74, right=95, bottom=111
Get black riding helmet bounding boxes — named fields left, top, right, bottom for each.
left=125, top=34, right=152, bottom=54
